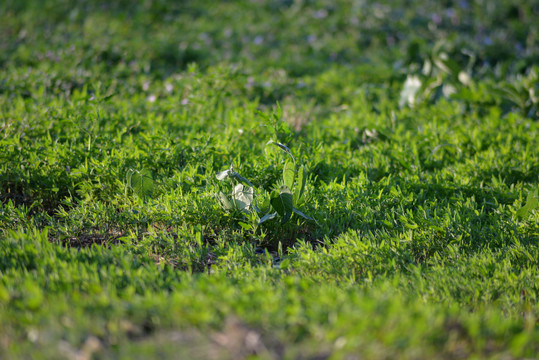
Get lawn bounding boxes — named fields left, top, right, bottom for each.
left=1, top=0, right=538, bottom=359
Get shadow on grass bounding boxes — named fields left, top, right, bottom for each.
left=473, top=165, right=539, bottom=186
left=317, top=178, right=528, bottom=263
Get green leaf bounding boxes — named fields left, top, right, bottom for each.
left=294, top=165, right=307, bottom=205
left=516, top=189, right=539, bottom=220
left=218, top=192, right=234, bottom=211
left=270, top=190, right=284, bottom=216
left=216, top=169, right=231, bottom=181
left=283, top=160, right=295, bottom=191
left=239, top=222, right=253, bottom=231
left=278, top=258, right=290, bottom=270
left=232, top=184, right=254, bottom=212
left=292, top=207, right=314, bottom=221
left=258, top=212, right=277, bottom=225
left=127, top=169, right=154, bottom=198
left=270, top=186, right=293, bottom=224
left=255, top=191, right=271, bottom=214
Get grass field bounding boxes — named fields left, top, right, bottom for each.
left=1, top=1, right=538, bottom=359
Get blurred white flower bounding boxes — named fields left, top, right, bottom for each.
left=399, top=75, right=422, bottom=108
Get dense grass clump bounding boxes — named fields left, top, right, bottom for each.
left=1, top=1, right=538, bottom=358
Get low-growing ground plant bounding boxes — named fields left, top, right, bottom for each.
left=215, top=141, right=314, bottom=239
left=126, top=169, right=155, bottom=199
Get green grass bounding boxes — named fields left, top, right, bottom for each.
left=1, top=0, right=538, bottom=359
